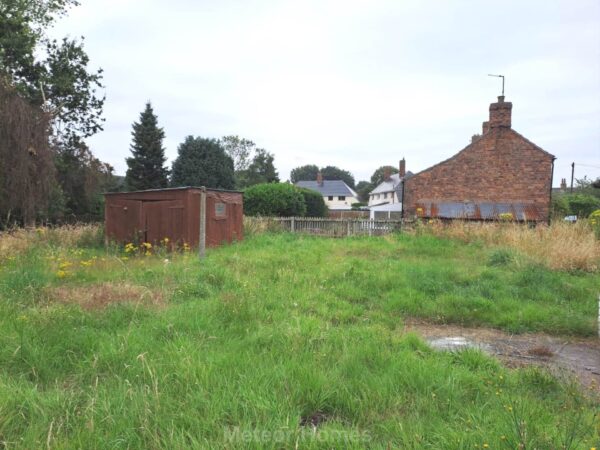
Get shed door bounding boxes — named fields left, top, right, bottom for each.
left=106, top=200, right=143, bottom=242
left=141, top=200, right=185, bottom=245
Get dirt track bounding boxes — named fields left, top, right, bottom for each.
left=405, top=321, right=600, bottom=392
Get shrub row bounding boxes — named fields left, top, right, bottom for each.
left=243, top=183, right=328, bottom=217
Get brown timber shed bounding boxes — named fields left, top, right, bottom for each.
left=104, top=187, right=243, bottom=250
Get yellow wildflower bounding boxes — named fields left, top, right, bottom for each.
left=56, top=270, right=67, bottom=278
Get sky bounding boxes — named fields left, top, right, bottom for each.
left=49, top=0, right=600, bottom=185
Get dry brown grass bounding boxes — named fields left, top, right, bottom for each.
left=0, top=224, right=103, bottom=261
left=243, top=216, right=285, bottom=236
left=423, top=220, right=600, bottom=272
left=46, top=282, right=164, bottom=310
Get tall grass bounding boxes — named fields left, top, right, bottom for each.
left=421, top=220, right=600, bottom=272
left=0, top=224, right=104, bottom=261
left=0, top=227, right=598, bottom=448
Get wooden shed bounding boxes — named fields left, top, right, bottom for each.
left=104, top=187, right=243, bottom=251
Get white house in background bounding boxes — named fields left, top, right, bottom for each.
left=368, top=158, right=413, bottom=219
left=296, top=173, right=359, bottom=211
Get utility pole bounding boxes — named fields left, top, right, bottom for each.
left=570, top=162, right=575, bottom=193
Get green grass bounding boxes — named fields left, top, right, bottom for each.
left=0, top=232, right=598, bottom=448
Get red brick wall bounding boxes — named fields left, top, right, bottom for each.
left=403, top=127, right=554, bottom=221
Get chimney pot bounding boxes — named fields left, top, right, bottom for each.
left=399, top=158, right=406, bottom=177
left=316, top=172, right=323, bottom=186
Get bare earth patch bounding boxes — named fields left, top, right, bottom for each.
left=47, top=282, right=164, bottom=310
left=405, top=320, right=600, bottom=392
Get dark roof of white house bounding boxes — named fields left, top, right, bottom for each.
left=295, top=180, right=357, bottom=197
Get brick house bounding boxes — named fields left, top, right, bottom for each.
left=403, top=96, right=555, bottom=222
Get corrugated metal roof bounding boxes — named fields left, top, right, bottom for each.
left=295, top=180, right=357, bottom=197
left=415, top=201, right=541, bottom=221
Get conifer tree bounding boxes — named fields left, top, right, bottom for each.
left=125, top=103, right=169, bottom=190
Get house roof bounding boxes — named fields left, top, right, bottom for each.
left=369, top=172, right=414, bottom=195
left=295, top=180, right=357, bottom=197
left=407, top=128, right=555, bottom=182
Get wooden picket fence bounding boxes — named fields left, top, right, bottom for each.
left=245, top=216, right=407, bottom=237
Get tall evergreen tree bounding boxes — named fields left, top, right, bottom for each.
left=171, top=136, right=235, bottom=189
left=125, top=103, right=169, bottom=190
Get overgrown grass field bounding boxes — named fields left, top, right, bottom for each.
left=0, top=225, right=598, bottom=448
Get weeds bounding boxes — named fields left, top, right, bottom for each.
left=422, top=220, right=600, bottom=272
left=0, top=228, right=598, bottom=448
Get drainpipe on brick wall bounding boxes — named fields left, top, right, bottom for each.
left=400, top=179, right=406, bottom=220
left=548, top=158, right=556, bottom=225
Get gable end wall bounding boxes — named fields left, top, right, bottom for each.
left=403, top=128, right=554, bottom=221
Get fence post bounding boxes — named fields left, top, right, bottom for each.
left=198, top=186, right=206, bottom=259
left=346, top=219, right=351, bottom=237
left=291, top=216, right=295, bottom=233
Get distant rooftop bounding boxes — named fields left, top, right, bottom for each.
left=370, top=172, right=414, bottom=195
left=295, top=180, right=357, bottom=197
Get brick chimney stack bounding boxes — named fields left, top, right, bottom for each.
left=383, top=167, right=391, bottom=181
left=489, top=96, right=512, bottom=128
left=316, top=172, right=323, bottom=186
left=482, top=121, right=490, bottom=134
left=399, top=158, right=406, bottom=177
left=560, top=178, right=567, bottom=191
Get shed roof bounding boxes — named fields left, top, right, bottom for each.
left=295, top=180, right=357, bottom=197
left=104, top=186, right=243, bottom=195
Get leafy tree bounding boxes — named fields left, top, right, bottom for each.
left=125, top=102, right=169, bottom=191
left=290, top=165, right=319, bottom=184
left=0, top=0, right=108, bottom=223
left=297, top=187, right=327, bottom=217
left=220, top=135, right=280, bottom=188
left=243, top=183, right=306, bottom=217
left=220, top=135, right=254, bottom=172
left=239, top=148, right=279, bottom=187
left=54, top=138, right=115, bottom=220
left=171, top=136, right=235, bottom=189
left=574, top=176, right=600, bottom=199
left=370, top=165, right=399, bottom=186
left=320, top=166, right=355, bottom=189
left=0, top=80, right=55, bottom=226
left=355, top=180, right=373, bottom=203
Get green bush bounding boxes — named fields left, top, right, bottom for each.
left=567, top=194, right=600, bottom=217
left=552, top=193, right=600, bottom=218
left=297, top=187, right=327, bottom=217
left=551, top=194, right=570, bottom=218
left=244, top=183, right=306, bottom=217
